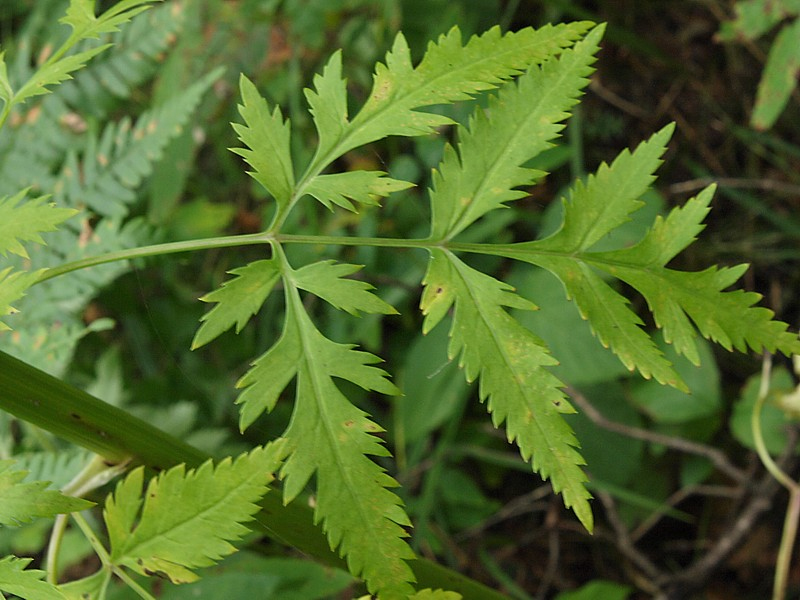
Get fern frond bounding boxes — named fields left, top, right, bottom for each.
left=59, top=1, right=186, bottom=117
left=420, top=249, right=592, bottom=531
left=0, top=556, right=66, bottom=600
left=12, top=448, right=94, bottom=491
left=429, top=25, right=603, bottom=241
left=235, top=265, right=414, bottom=598
left=0, top=1, right=185, bottom=198
left=0, top=62, right=218, bottom=368
left=58, top=68, right=221, bottom=218
left=0, top=460, right=93, bottom=525
left=105, top=441, right=288, bottom=584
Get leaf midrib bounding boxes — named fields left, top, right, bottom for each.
left=446, top=251, right=580, bottom=495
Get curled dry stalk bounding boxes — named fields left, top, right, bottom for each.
left=751, top=353, right=800, bottom=600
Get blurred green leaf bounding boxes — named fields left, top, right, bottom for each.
left=437, top=468, right=500, bottom=530
left=156, top=553, right=353, bottom=600
left=0, top=556, right=67, bottom=600
left=731, top=366, right=797, bottom=454
left=751, top=17, right=800, bottom=130
left=396, top=323, right=470, bottom=445
left=164, top=198, right=236, bottom=240
left=554, top=579, right=632, bottom=600
left=565, top=381, right=644, bottom=487
left=0, top=461, right=93, bottom=526
left=628, top=335, right=721, bottom=424
left=718, top=0, right=800, bottom=40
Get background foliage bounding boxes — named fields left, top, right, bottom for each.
left=1, top=1, right=800, bottom=599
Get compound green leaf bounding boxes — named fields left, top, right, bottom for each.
left=597, top=263, right=800, bottom=359
left=0, top=191, right=78, bottom=259
left=236, top=274, right=414, bottom=599
left=534, top=123, right=674, bottom=254
left=612, top=185, right=715, bottom=268
left=429, top=25, right=603, bottom=240
left=293, top=261, right=398, bottom=316
left=0, top=461, right=93, bottom=526
left=11, top=45, right=110, bottom=108
left=61, top=0, right=158, bottom=41
left=106, top=441, right=288, bottom=584
left=232, top=76, right=295, bottom=209
left=491, top=168, right=798, bottom=383
left=6, top=0, right=160, bottom=108
left=305, top=171, right=413, bottom=212
left=0, top=269, right=45, bottom=331
left=192, top=258, right=281, bottom=349
left=583, top=182, right=800, bottom=361
left=305, top=51, right=349, bottom=160
left=340, top=22, right=594, bottom=155
left=0, top=557, right=66, bottom=600
left=420, top=249, right=593, bottom=531
left=525, top=255, right=684, bottom=389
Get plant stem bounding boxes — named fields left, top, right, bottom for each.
left=45, top=514, right=69, bottom=585
left=71, top=512, right=110, bottom=565
left=776, top=489, right=800, bottom=600
left=72, top=513, right=156, bottom=600
left=32, top=232, right=436, bottom=285
left=36, top=232, right=271, bottom=283
left=751, top=354, right=800, bottom=600
left=37, top=225, right=674, bottom=287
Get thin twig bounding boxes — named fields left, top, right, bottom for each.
left=589, top=78, right=650, bottom=119
left=656, top=467, right=782, bottom=597
left=657, top=423, right=798, bottom=598
left=567, top=387, right=747, bottom=483
left=596, top=489, right=665, bottom=587
left=455, top=485, right=553, bottom=541
left=631, top=484, right=743, bottom=543
left=667, top=176, right=800, bottom=197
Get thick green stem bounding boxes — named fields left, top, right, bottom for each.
left=0, top=350, right=506, bottom=599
